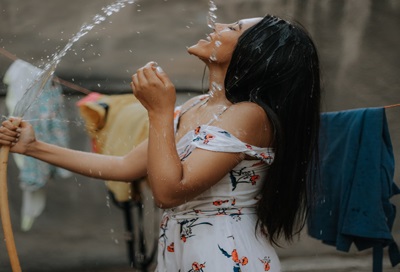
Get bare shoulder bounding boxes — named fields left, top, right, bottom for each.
left=225, top=102, right=270, bottom=132
left=214, top=102, right=272, bottom=147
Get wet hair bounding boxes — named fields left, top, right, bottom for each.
left=225, top=15, right=321, bottom=245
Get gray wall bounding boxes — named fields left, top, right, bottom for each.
left=1, top=0, right=399, bottom=104
left=1, top=0, right=400, bottom=271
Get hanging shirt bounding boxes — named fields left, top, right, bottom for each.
left=307, top=107, right=400, bottom=270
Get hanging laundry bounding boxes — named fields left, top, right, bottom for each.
left=76, top=92, right=149, bottom=202
left=307, top=107, right=400, bottom=271
left=3, top=59, right=71, bottom=231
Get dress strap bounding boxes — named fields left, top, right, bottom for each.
left=176, top=94, right=230, bottom=129
left=180, top=94, right=209, bottom=117
left=176, top=95, right=209, bottom=130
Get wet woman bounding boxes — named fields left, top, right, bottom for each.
left=0, top=15, right=321, bottom=271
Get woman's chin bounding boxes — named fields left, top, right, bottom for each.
left=187, top=45, right=200, bottom=56
left=188, top=40, right=209, bottom=53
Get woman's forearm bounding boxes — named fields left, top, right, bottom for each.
left=146, top=111, right=184, bottom=205
left=25, top=140, right=146, bottom=182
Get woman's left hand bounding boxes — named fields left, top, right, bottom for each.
left=131, top=62, right=176, bottom=115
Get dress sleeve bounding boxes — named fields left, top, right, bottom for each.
left=190, top=125, right=274, bottom=165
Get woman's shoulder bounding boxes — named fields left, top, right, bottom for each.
left=225, top=101, right=269, bottom=127
left=230, top=101, right=266, bottom=115
left=215, top=101, right=272, bottom=148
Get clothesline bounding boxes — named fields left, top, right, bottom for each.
left=384, top=103, right=400, bottom=109
left=1, top=47, right=400, bottom=109
left=0, top=47, right=91, bottom=95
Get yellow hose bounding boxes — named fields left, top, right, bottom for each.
left=0, top=119, right=22, bottom=272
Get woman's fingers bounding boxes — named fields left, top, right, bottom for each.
left=2, top=119, right=20, bottom=130
left=140, top=62, right=163, bottom=88
left=1, top=120, right=20, bottom=134
left=0, top=134, right=19, bottom=146
left=155, top=66, right=173, bottom=90
left=131, top=73, right=139, bottom=94
left=133, top=62, right=162, bottom=88
left=131, top=61, right=175, bottom=100
left=131, top=63, right=153, bottom=93
left=0, top=120, right=20, bottom=146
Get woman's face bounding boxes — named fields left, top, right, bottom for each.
left=188, top=17, right=262, bottom=65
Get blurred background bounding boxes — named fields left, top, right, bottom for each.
left=0, top=0, right=400, bottom=271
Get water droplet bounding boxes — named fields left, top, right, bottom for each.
left=211, top=81, right=222, bottom=92
left=209, top=54, right=217, bottom=62
left=207, top=0, right=218, bottom=29
left=209, top=1, right=217, bottom=11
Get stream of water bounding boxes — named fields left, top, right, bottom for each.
left=12, top=0, right=136, bottom=117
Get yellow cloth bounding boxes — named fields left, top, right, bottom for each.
left=77, top=93, right=148, bottom=202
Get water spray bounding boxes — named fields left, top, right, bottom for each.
left=0, top=1, right=135, bottom=270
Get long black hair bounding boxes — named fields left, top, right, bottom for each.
left=225, top=15, right=321, bottom=245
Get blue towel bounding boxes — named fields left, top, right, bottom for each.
left=308, top=107, right=400, bottom=269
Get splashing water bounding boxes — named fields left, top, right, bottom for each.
left=209, top=81, right=223, bottom=97
left=12, top=0, right=136, bottom=117
left=209, top=54, right=217, bottom=62
left=206, top=1, right=220, bottom=63
left=207, top=0, right=218, bottom=29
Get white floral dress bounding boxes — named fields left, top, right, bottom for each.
left=156, top=95, right=281, bottom=272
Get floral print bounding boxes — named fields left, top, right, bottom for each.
left=230, top=167, right=261, bottom=191
left=155, top=96, right=281, bottom=271
left=188, top=262, right=206, bottom=272
left=179, top=218, right=213, bottom=242
left=218, top=245, right=249, bottom=271
left=259, top=256, right=272, bottom=271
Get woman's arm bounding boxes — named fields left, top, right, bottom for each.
left=0, top=118, right=148, bottom=182
left=132, top=63, right=270, bottom=209
left=26, top=139, right=148, bottom=182
left=145, top=104, right=269, bottom=209
left=1, top=62, right=270, bottom=209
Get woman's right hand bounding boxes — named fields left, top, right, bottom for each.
left=0, top=118, right=36, bottom=154
left=131, top=62, right=176, bottom=116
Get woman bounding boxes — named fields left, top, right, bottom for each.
left=0, top=15, right=321, bottom=271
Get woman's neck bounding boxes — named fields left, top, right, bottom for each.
left=207, top=65, right=230, bottom=106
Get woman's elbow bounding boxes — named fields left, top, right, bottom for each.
left=153, top=193, right=183, bottom=209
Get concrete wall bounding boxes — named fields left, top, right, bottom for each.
left=1, top=0, right=400, bottom=271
